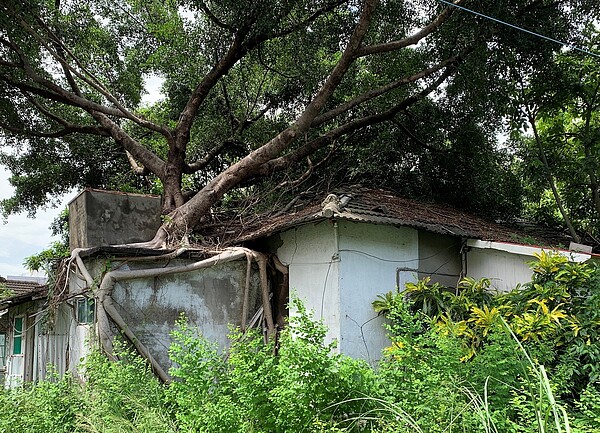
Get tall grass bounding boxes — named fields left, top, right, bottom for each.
left=326, top=320, right=573, bottom=433
left=501, top=318, right=571, bottom=433
left=0, top=307, right=588, bottom=433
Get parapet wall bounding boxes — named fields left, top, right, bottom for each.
left=69, top=189, right=162, bottom=250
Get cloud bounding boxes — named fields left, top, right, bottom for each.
left=0, top=165, right=70, bottom=276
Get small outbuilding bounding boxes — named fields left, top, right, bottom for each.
left=217, top=188, right=591, bottom=364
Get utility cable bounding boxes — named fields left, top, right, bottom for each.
left=436, top=0, right=600, bottom=59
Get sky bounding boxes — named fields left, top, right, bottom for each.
left=0, top=75, right=164, bottom=279
left=0, top=166, right=68, bottom=278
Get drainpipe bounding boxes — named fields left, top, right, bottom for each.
left=460, top=238, right=469, bottom=291
left=332, top=221, right=340, bottom=261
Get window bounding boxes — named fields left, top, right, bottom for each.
left=0, top=333, right=6, bottom=366
left=77, top=298, right=95, bottom=324
left=13, top=317, right=23, bottom=355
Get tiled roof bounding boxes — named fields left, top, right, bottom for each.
left=204, top=187, right=548, bottom=247
left=0, top=277, right=47, bottom=308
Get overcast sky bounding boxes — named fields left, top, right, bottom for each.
left=0, top=166, right=69, bottom=278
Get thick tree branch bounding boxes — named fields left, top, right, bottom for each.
left=258, top=66, right=456, bottom=176
left=175, top=31, right=251, bottom=147
left=17, top=92, right=111, bottom=137
left=24, top=14, right=169, bottom=135
left=185, top=141, right=230, bottom=173
left=312, top=53, right=461, bottom=127
left=198, top=1, right=236, bottom=31
left=272, top=0, right=349, bottom=39
left=90, top=112, right=166, bottom=178
left=174, top=0, right=350, bottom=151
left=0, top=71, right=131, bottom=120
left=0, top=120, right=110, bottom=138
left=355, top=0, right=464, bottom=57
left=160, top=0, right=380, bottom=238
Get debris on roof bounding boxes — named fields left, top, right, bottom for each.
left=200, top=187, right=564, bottom=248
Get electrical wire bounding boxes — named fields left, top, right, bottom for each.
left=436, top=0, right=600, bottom=59
left=338, top=241, right=459, bottom=264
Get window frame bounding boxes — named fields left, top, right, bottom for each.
left=76, top=297, right=95, bottom=325
left=0, top=332, right=6, bottom=367
left=12, top=316, right=24, bottom=356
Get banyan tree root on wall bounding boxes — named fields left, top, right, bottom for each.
left=69, top=246, right=284, bottom=383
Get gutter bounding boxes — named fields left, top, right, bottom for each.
left=466, top=239, right=592, bottom=263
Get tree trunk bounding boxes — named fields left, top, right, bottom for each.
left=529, top=113, right=581, bottom=243
left=162, top=149, right=185, bottom=213
left=148, top=0, right=380, bottom=246
left=582, top=108, right=600, bottom=221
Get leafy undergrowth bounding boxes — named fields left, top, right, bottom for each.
left=1, top=253, right=600, bottom=432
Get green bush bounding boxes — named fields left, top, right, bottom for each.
left=0, top=375, right=81, bottom=433
left=375, top=251, right=600, bottom=432
left=1, top=258, right=600, bottom=433
left=168, top=298, right=378, bottom=432
left=0, top=345, right=174, bottom=433
left=78, top=344, right=175, bottom=433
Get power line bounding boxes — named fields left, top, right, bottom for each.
left=436, top=0, right=600, bottom=59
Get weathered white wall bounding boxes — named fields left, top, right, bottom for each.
left=276, top=221, right=341, bottom=346
left=467, top=241, right=591, bottom=293
left=5, top=355, right=24, bottom=388
left=467, top=248, right=533, bottom=292
left=276, top=220, right=419, bottom=364
left=338, top=222, right=418, bottom=363
left=111, top=259, right=261, bottom=369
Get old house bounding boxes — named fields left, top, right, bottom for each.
left=0, top=276, right=47, bottom=387
left=219, top=188, right=591, bottom=363
left=2, top=190, right=270, bottom=386
left=0, top=188, right=592, bottom=385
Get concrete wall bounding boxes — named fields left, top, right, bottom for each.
left=418, top=232, right=462, bottom=288
left=276, top=220, right=419, bottom=364
left=71, top=255, right=261, bottom=372
left=111, top=259, right=261, bottom=369
left=69, top=189, right=162, bottom=249
left=338, top=221, right=418, bottom=363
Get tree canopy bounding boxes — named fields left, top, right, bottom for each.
left=1, top=0, right=598, bottom=246
left=510, top=28, right=600, bottom=244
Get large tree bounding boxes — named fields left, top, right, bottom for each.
left=510, top=27, right=600, bottom=243
left=0, top=0, right=595, bottom=247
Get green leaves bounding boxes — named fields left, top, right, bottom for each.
left=512, top=29, right=600, bottom=240
left=169, top=299, right=377, bottom=432
left=377, top=249, right=600, bottom=419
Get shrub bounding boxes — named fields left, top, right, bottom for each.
left=0, top=375, right=82, bottom=433
left=169, top=298, right=378, bottom=432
